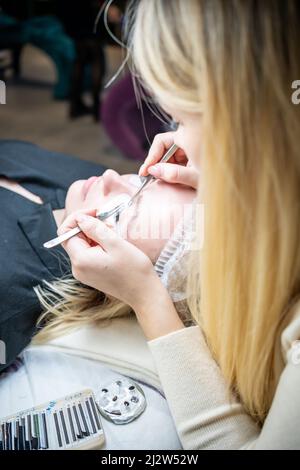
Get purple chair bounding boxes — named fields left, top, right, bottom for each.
left=101, top=73, right=165, bottom=162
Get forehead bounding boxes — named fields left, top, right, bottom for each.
left=121, top=174, right=195, bottom=213
left=115, top=175, right=195, bottom=245
left=127, top=179, right=194, bottom=229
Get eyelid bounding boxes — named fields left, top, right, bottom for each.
left=99, top=193, right=131, bottom=228
left=114, top=212, right=121, bottom=236
left=100, top=193, right=131, bottom=212
left=128, top=175, right=144, bottom=188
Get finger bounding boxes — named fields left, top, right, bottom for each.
left=147, top=163, right=199, bottom=189
left=62, top=233, right=108, bottom=274
left=62, top=231, right=92, bottom=257
left=139, top=132, right=176, bottom=176
left=75, top=213, right=120, bottom=251
left=139, top=148, right=187, bottom=177
left=57, top=208, right=97, bottom=236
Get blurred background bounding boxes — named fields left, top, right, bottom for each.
left=0, top=0, right=166, bottom=173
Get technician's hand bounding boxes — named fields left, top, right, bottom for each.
left=57, top=208, right=184, bottom=340
left=139, top=131, right=199, bottom=189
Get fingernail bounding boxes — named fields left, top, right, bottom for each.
left=148, top=165, right=161, bottom=177
left=138, top=164, right=145, bottom=176
left=76, top=214, right=89, bottom=224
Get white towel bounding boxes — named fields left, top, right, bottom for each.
left=31, top=315, right=163, bottom=392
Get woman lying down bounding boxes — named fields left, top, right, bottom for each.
left=0, top=141, right=195, bottom=449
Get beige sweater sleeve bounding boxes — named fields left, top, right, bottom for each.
left=148, top=326, right=300, bottom=449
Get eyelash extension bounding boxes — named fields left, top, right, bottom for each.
left=115, top=212, right=121, bottom=237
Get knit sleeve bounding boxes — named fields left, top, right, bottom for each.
left=148, top=326, right=300, bottom=449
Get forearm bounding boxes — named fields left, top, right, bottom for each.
left=148, top=326, right=260, bottom=449
left=133, top=278, right=184, bottom=341
left=131, top=280, right=258, bottom=448
left=147, top=325, right=300, bottom=449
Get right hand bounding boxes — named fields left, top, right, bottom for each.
left=139, top=132, right=199, bottom=189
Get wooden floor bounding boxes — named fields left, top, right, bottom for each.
left=0, top=45, right=140, bottom=174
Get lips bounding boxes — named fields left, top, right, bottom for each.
left=82, top=176, right=99, bottom=200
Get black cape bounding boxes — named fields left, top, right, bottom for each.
left=0, top=140, right=106, bottom=372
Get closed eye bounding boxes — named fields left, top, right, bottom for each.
left=117, top=191, right=143, bottom=229
left=127, top=175, right=144, bottom=189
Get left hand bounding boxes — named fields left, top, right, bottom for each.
left=57, top=208, right=171, bottom=313
left=57, top=208, right=185, bottom=339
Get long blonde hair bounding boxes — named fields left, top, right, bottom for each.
left=130, top=0, right=300, bottom=422
left=33, top=276, right=132, bottom=344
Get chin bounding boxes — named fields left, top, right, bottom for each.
left=65, top=180, right=85, bottom=213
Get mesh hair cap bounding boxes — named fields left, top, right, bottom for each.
left=154, top=201, right=198, bottom=322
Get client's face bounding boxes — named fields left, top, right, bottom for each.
left=65, top=170, right=195, bottom=262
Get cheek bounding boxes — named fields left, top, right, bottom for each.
left=190, top=122, right=202, bottom=167
left=124, top=205, right=174, bottom=262
left=127, top=237, right=164, bottom=264
left=84, top=185, right=106, bottom=211
left=186, top=129, right=201, bottom=165
left=177, top=122, right=202, bottom=168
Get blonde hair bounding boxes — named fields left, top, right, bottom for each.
left=130, top=0, right=300, bottom=423
left=33, top=277, right=132, bottom=344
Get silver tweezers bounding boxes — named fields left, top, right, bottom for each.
left=43, top=144, right=178, bottom=249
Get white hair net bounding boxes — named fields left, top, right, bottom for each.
left=154, top=201, right=199, bottom=324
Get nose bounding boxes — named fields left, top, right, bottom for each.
left=101, top=169, right=132, bottom=196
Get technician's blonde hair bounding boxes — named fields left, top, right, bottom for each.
left=130, top=0, right=300, bottom=423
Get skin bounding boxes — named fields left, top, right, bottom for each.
left=0, top=110, right=202, bottom=341
left=139, top=109, right=202, bottom=188
left=64, top=169, right=196, bottom=262
left=0, top=168, right=196, bottom=265
left=0, top=177, right=43, bottom=204
left=0, top=177, right=64, bottom=227
left=58, top=110, right=203, bottom=340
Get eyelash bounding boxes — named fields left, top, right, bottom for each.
left=172, top=120, right=183, bottom=130
left=114, top=212, right=121, bottom=236
left=169, top=120, right=179, bottom=130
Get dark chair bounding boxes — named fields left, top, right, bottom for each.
left=0, top=19, right=26, bottom=79
left=102, top=73, right=166, bottom=162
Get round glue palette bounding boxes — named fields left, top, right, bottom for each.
left=97, top=379, right=147, bottom=425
